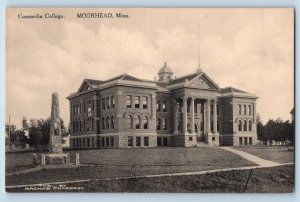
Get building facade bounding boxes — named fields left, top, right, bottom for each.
left=67, top=63, right=258, bottom=149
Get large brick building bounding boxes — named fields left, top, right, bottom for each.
left=67, top=63, right=258, bottom=148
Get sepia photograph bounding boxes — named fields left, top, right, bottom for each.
left=5, top=8, right=294, bottom=193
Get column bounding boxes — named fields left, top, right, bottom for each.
left=151, top=94, right=156, bottom=119
left=182, top=97, right=188, bottom=134
left=203, top=101, right=206, bottom=132
left=191, top=98, right=195, bottom=133
left=213, top=99, right=218, bottom=133
left=206, top=99, right=211, bottom=133
left=173, top=99, right=178, bottom=134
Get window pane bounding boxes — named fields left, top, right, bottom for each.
left=128, top=136, right=133, bottom=146
left=144, top=136, right=149, bottom=146
left=162, top=101, right=167, bottom=112
left=135, top=116, right=140, bottom=129
left=142, top=96, right=148, bottom=109
left=126, top=95, right=132, bottom=108
left=136, top=136, right=141, bottom=146
left=134, top=96, right=140, bottom=108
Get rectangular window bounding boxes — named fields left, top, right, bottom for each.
left=212, top=137, right=215, bottom=141
left=217, top=104, right=220, bottom=115
left=110, top=137, right=114, bottom=147
left=249, top=137, right=253, bottom=145
left=106, top=137, right=110, bottom=147
left=211, top=104, right=213, bottom=115
left=107, top=97, right=111, bottom=109
left=156, top=101, right=161, bottom=111
left=162, top=118, right=167, bottom=130
left=239, top=137, right=243, bottom=145
left=101, top=137, right=105, bottom=147
left=91, top=137, right=94, bottom=147
left=157, top=137, right=162, bottom=146
left=238, top=104, right=241, bottom=115
left=142, top=96, right=148, bottom=109
left=134, top=96, right=140, bottom=108
left=83, top=138, right=86, bottom=148
left=243, top=105, right=247, bottom=115
left=128, top=136, right=133, bottom=147
left=144, top=136, right=149, bottom=146
left=248, top=105, right=251, bottom=115
left=163, top=137, right=168, bottom=146
left=126, top=95, right=132, bottom=108
left=217, top=120, right=220, bottom=132
left=244, top=137, right=248, bottom=145
left=136, top=136, right=141, bottom=146
left=101, top=98, right=105, bottom=110
left=111, top=96, right=115, bottom=108
left=162, top=101, right=167, bottom=112
left=189, top=136, right=193, bottom=141
left=87, top=138, right=90, bottom=147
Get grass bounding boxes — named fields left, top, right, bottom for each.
left=7, top=165, right=294, bottom=193
left=6, top=147, right=256, bottom=185
left=232, top=145, right=294, bottom=164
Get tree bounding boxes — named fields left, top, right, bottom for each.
left=256, top=114, right=265, bottom=144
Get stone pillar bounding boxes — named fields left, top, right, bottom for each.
left=151, top=94, right=156, bottom=119
left=206, top=99, right=211, bottom=133
left=182, top=97, right=188, bottom=134
left=41, top=154, right=46, bottom=166
left=203, top=101, right=206, bottom=132
left=75, top=153, right=80, bottom=165
left=173, top=99, right=178, bottom=134
left=191, top=98, right=195, bottom=133
left=213, top=99, right=218, bottom=133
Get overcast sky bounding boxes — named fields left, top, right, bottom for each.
left=6, top=8, right=294, bottom=128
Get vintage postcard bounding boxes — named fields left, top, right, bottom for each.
left=5, top=8, right=294, bottom=192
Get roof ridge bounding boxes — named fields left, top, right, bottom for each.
left=172, top=72, right=198, bottom=81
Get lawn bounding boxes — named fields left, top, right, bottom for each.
left=232, top=146, right=294, bottom=164
left=7, top=165, right=294, bottom=193
left=6, top=147, right=256, bottom=186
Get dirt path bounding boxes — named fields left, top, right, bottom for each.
left=219, top=147, right=281, bottom=167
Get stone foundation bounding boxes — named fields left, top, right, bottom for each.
left=172, top=134, right=197, bottom=147
left=205, top=132, right=220, bottom=146
left=41, top=153, right=70, bottom=166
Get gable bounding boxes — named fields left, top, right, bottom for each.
left=187, top=74, right=219, bottom=90
left=78, top=80, right=93, bottom=93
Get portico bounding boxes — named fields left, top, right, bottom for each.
left=172, top=93, right=220, bottom=147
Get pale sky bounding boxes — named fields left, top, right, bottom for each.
left=6, top=8, right=294, bottom=128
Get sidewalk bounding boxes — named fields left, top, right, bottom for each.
left=219, top=147, right=281, bottom=167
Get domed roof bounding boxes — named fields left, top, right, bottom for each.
left=158, top=62, right=174, bottom=75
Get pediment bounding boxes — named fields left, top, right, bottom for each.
left=78, top=80, right=93, bottom=93
left=186, top=74, right=219, bottom=90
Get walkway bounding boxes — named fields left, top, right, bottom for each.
left=219, top=147, right=281, bottom=167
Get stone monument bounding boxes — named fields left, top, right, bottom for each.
left=40, top=92, right=71, bottom=166
left=49, top=92, right=63, bottom=153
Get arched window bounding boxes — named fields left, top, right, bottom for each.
left=87, top=106, right=92, bottom=117
left=127, top=115, right=133, bottom=129
left=157, top=118, right=161, bottom=130
left=238, top=120, right=242, bottom=131
left=111, top=115, right=115, bottom=129
left=194, top=123, right=198, bottom=133
left=135, top=115, right=141, bottom=129
left=243, top=120, right=247, bottom=131
left=143, top=116, right=149, bottom=129
left=101, top=117, right=105, bottom=130
left=249, top=120, right=252, bottom=131
left=106, top=116, right=110, bottom=130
